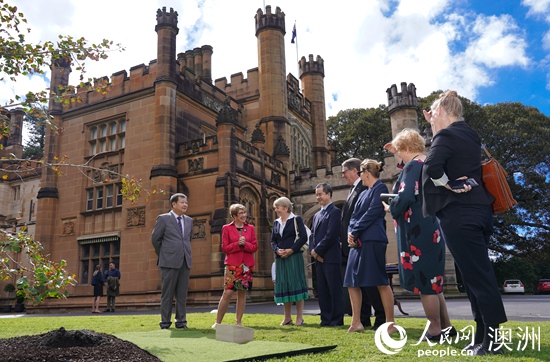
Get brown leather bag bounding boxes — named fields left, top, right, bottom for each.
left=481, top=145, right=517, bottom=214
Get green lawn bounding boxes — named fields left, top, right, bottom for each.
left=0, top=313, right=548, bottom=361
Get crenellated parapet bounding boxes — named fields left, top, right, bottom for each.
left=61, top=61, right=158, bottom=111
left=155, top=7, right=178, bottom=32
left=255, top=5, right=285, bottom=36
left=214, top=68, right=259, bottom=100
left=387, top=82, right=418, bottom=115
left=299, top=55, right=325, bottom=78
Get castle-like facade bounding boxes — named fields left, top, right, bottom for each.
left=1, top=5, right=458, bottom=311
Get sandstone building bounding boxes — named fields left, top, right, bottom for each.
left=1, top=5, right=458, bottom=312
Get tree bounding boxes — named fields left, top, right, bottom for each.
left=1, top=0, right=123, bottom=135
left=327, top=106, right=392, bottom=165
left=22, top=106, right=46, bottom=160
left=0, top=0, right=124, bottom=303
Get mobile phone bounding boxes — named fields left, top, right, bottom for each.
left=448, top=178, right=479, bottom=190
left=380, top=193, right=398, bottom=203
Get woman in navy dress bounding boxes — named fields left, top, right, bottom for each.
left=91, top=264, right=105, bottom=313
left=344, top=159, right=397, bottom=334
left=383, top=129, right=453, bottom=340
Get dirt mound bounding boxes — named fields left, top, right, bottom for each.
left=0, top=327, right=161, bottom=362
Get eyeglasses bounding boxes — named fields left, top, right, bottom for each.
left=341, top=169, right=349, bottom=174
left=357, top=170, right=364, bottom=177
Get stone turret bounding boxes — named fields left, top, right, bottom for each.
left=386, top=82, right=419, bottom=138
left=300, top=54, right=328, bottom=169
left=177, top=45, right=213, bottom=83
left=4, top=108, right=24, bottom=159
left=150, top=7, right=179, bottom=232
left=155, top=7, right=179, bottom=82
left=255, top=5, right=289, bottom=159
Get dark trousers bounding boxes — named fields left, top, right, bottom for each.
left=316, top=262, right=344, bottom=326
left=437, top=203, right=507, bottom=326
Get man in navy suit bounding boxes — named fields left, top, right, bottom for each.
left=152, top=193, right=193, bottom=329
left=341, top=158, right=386, bottom=329
left=310, top=182, right=344, bottom=326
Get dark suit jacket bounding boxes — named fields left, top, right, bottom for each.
left=421, top=121, right=494, bottom=217
left=151, top=211, right=193, bottom=269
left=310, top=203, right=342, bottom=264
left=348, top=180, right=388, bottom=244
left=340, top=182, right=368, bottom=259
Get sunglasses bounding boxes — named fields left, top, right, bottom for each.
left=357, top=170, right=364, bottom=176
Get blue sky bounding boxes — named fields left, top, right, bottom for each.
left=2, top=0, right=550, bottom=118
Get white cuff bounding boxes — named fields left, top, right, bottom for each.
left=431, top=173, right=449, bottom=187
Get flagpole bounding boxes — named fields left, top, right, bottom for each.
left=293, top=21, right=299, bottom=78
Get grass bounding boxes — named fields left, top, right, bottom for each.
left=0, top=312, right=548, bottom=361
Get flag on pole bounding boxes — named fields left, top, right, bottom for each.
left=291, top=23, right=297, bottom=44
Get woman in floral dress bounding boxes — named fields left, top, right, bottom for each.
left=213, top=204, right=258, bottom=328
left=383, top=129, right=454, bottom=340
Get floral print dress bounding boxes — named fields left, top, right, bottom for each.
left=389, top=159, right=446, bottom=295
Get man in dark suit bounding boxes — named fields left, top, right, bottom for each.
left=310, top=182, right=344, bottom=326
left=152, top=193, right=193, bottom=329
left=341, top=158, right=386, bottom=329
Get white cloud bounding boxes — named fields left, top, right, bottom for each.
left=522, top=0, right=550, bottom=16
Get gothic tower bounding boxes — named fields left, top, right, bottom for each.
left=255, top=6, right=290, bottom=160
left=299, top=55, right=328, bottom=169
left=386, top=82, right=419, bottom=138
left=35, top=58, right=71, bottom=251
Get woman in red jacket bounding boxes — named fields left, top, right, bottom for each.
left=213, top=204, right=258, bottom=327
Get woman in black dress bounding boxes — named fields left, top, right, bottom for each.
left=383, top=129, right=453, bottom=340
left=91, top=265, right=105, bottom=313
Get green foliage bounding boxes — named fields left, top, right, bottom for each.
left=1, top=0, right=123, bottom=122
left=0, top=231, right=77, bottom=303
left=3, top=282, right=15, bottom=293
left=327, top=106, right=392, bottom=165
left=493, top=256, right=539, bottom=293
left=22, top=105, right=47, bottom=160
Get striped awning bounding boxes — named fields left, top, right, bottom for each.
left=77, top=231, right=120, bottom=245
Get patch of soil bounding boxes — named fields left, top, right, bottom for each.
left=0, top=327, right=161, bottom=362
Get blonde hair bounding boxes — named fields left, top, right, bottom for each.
left=360, top=159, right=384, bottom=179
left=273, top=197, right=293, bottom=212
left=229, top=204, right=246, bottom=217
left=430, top=90, right=463, bottom=121
left=92, top=264, right=101, bottom=276
left=392, top=128, right=425, bottom=153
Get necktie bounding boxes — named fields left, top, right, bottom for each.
left=177, top=216, right=184, bottom=237
left=347, top=185, right=355, bottom=200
